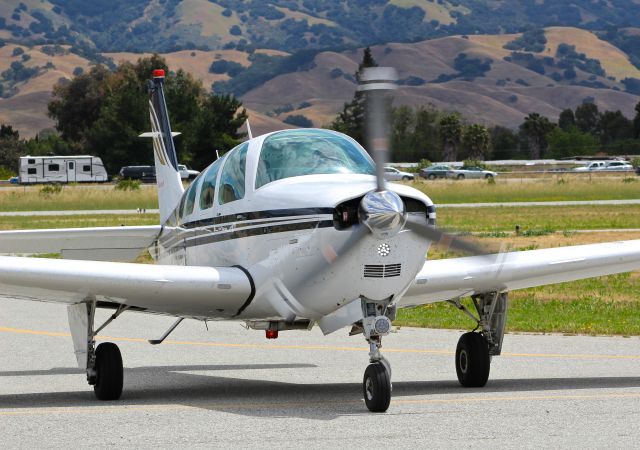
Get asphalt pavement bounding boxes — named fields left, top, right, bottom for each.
left=1, top=298, right=639, bottom=448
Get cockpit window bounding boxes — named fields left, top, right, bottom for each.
left=199, top=157, right=223, bottom=210
left=255, top=129, right=375, bottom=189
left=218, top=142, right=249, bottom=205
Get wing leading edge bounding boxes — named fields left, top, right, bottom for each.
left=0, top=256, right=253, bottom=318
left=400, top=240, right=640, bottom=307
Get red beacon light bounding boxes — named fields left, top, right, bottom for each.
left=152, top=69, right=165, bottom=78
left=265, top=329, right=278, bottom=339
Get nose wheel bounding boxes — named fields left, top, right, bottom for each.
left=363, top=361, right=391, bottom=412
left=455, top=332, right=490, bottom=387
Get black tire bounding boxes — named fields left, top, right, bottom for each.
left=363, top=362, right=391, bottom=412
left=455, top=332, right=490, bottom=387
left=485, top=174, right=493, bottom=179
left=402, top=176, right=410, bottom=181
left=427, top=173, right=437, bottom=180
left=94, top=342, right=123, bottom=400
left=457, top=174, right=465, bottom=180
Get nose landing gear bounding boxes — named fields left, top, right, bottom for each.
left=361, top=311, right=394, bottom=412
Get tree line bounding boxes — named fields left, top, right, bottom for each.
left=0, top=54, right=247, bottom=175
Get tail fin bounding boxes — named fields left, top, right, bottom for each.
left=143, top=69, right=184, bottom=224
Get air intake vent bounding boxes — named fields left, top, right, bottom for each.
left=364, top=264, right=402, bottom=278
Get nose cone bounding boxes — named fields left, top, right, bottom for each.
left=358, top=190, right=407, bottom=239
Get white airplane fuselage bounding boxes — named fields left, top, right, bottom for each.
left=154, top=132, right=434, bottom=322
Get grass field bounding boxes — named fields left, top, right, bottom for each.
left=410, top=177, right=640, bottom=204
left=1, top=177, right=639, bottom=211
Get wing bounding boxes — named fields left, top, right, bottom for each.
left=0, top=256, right=253, bottom=318
left=0, top=226, right=162, bottom=262
left=399, top=240, right=640, bottom=307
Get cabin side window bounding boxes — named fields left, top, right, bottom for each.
left=182, top=176, right=202, bottom=218
left=218, top=142, right=249, bottom=205
left=199, top=158, right=223, bottom=210
left=48, top=164, right=60, bottom=171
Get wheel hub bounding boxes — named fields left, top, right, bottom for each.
left=459, top=349, right=468, bottom=374
left=365, top=377, right=374, bottom=400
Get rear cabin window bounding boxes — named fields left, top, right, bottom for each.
left=48, top=164, right=60, bottom=171
left=199, top=158, right=223, bottom=210
left=218, top=143, right=249, bottom=205
left=83, top=165, right=91, bottom=172
left=28, top=168, right=36, bottom=175
left=183, top=176, right=202, bottom=218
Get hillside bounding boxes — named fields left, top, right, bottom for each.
left=2, top=26, right=640, bottom=137
left=4, top=0, right=640, bottom=56
left=241, top=27, right=640, bottom=129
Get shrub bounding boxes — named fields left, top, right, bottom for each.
left=40, top=184, right=63, bottom=196
left=115, top=179, right=141, bottom=191
left=12, top=47, right=24, bottom=57
left=417, top=159, right=431, bottom=170
left=283, top=114, right=313, bottom=127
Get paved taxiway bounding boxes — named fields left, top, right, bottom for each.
left=1, top=298, right=639, bottom=448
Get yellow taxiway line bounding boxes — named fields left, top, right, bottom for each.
left=1, top=326, right=639, bottom=360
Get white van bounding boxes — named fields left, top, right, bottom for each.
left=19, top=155, right=109, bottom=184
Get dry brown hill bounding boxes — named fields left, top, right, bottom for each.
left=2, top=27, right=640, bottom=137
left=242, top=27, right=640, bottom=129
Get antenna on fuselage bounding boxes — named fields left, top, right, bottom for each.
left=245, top=119, right=253, bottom=140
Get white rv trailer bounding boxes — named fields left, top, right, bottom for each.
left=19, top=155, right=109, bottom=184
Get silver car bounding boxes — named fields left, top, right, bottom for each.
left=449, top=166, right=498, bottom=179
left=383, top=166, right=414, bottom=181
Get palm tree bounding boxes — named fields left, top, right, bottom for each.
left=439, top=114, right=462, bottom=161
left=520, top=113, right=555, bottom=159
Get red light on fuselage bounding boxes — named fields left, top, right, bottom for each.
left=265, top=329, right=278, bottom=339
left=153, top=69, right=165, bottom=78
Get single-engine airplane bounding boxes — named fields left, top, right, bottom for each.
left=1, top=68, right=639, bottom=412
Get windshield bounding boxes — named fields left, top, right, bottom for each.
left=255, top=129, right=375, bottom=188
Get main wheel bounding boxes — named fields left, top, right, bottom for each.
left=363, top=362, right=391, bottom=412
left=457, top=174, right=465, bottom=180
left=455, top=332, right=490, bottom=387
left=93, top=342, right=123, bottom=400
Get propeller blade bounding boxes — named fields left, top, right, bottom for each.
left=359, top=67, right=398, bottom=192
left=404, top=218, right=491, bottom=256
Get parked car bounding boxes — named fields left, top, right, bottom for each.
left=601, top=161, right=633, bottom=171
left=419, top=164, right=454, bottom=180
left=450, top=166, right=498, bottom=179
left=383, top=166, right=414, bottom=181
left=636, top=166, right=640, bottom=176
left=119, top=165, right=156, bottom=183
left=178, top=164, right=200, bottom=180
left=573, top=161, right=606, bottom=172
left=9, top=176, right=19, bottom=184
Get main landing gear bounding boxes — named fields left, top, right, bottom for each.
left=449, top=292, right=508, bottom=388
left=68, top=301, right=125, bottom=400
